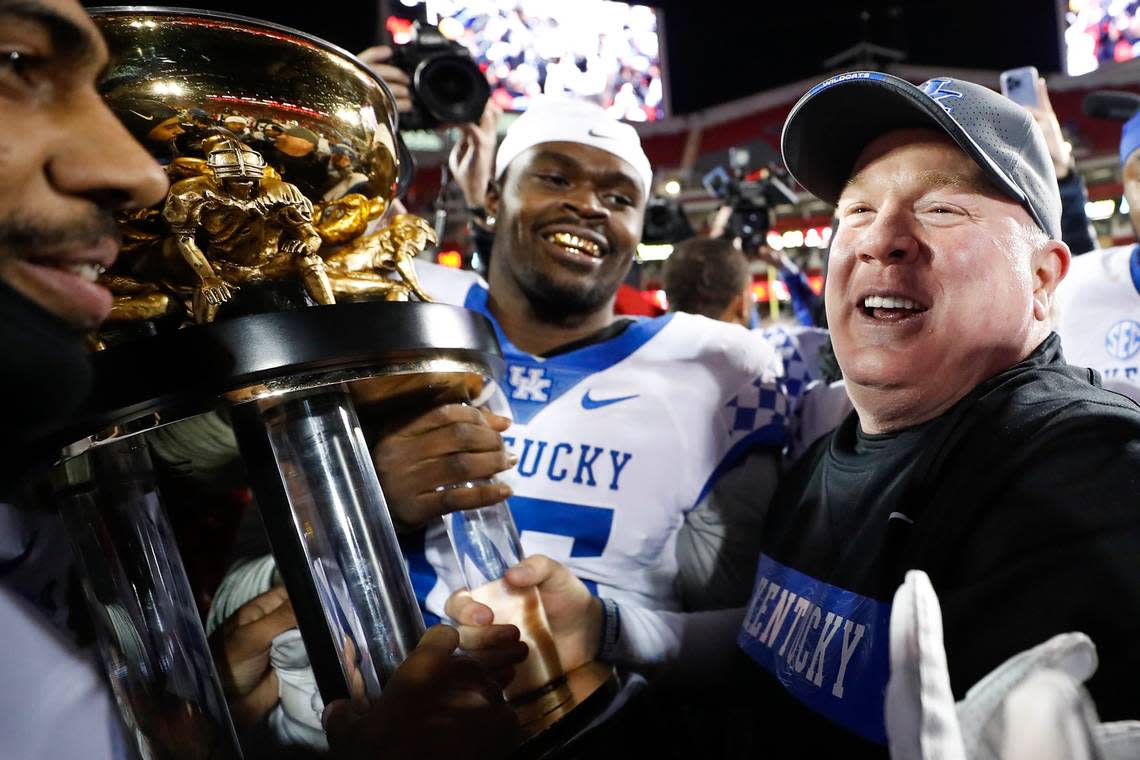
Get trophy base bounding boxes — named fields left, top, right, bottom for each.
left=512, top=676, right=574, bottom=730
left=512, top=661, right=620, bottom=758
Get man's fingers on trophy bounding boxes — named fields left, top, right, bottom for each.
left=433, top=476, right=514, bottom=512
left=438, top=653, right=512, bottom=707
left=444, top=588, right=488, bottom=625
left=462, top=622, right=522, bottom=647
left=396, top=402, right=491, bottom=436
left=503, top=554, right=561, bottom=589
left=214, top=594, right=296, bottom=703
left=228, top=668, right=281, bottom=728
left=451, top=446, right=516, bottom=481
left=395, top=625, right=464, bottom=687
left=321, top=697, right=370, bottom=748
left=406, top=481, right=512, bottom=522
left=230, top=585, right=291, bottom=627
left=486, top=664, right=520, bottom=692
left=479, top=407, right=513, bottom=431
left=417, top=623, right=463, bottom=653
left=458, top=626, right=527, bottom=670
left=399, top=420, right=509, bottom=461
left=409, top=447, right=515, bottom=487
left=230, top=598, right=296, bottom=659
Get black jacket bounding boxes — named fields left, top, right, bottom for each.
left=738, top=333, right=1140, bottom=755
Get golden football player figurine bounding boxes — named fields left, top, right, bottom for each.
left=100, top=136, right=436, bottom=329
left=163, top=138, right=333, bottom=323
left=323, top=213, right=436, bottom=302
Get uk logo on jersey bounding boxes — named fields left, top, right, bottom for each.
left=508, top=365, right=553, bottom=402
left=921, top=78, right=963, bottom=114
left=1106, top=319, right=1140, bottom=360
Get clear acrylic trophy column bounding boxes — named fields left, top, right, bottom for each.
left=441, top=383, right=573, bottom=724
left=230, top=385, right=426, bottom=703
left=53, top=435, right=242, bottom=760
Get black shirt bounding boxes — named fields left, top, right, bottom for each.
left=737, top=333, right=1140, bottom=756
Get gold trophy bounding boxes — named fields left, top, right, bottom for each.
left=41, top=9, right=510, bottom=759
left=92, top=7, right=438, bottom=337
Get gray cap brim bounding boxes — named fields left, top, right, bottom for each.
left=781, top=72, right=1038, bottom=229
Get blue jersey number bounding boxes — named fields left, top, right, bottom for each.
left=509, top=496, right=614, bottom=558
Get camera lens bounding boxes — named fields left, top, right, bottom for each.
left=415, top=54, right=490, bottom=124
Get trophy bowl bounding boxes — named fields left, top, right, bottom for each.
left=90, top=7, right=432, bottom=331
left=94, top=6, right=399, bottom=202
left=37, top=10, right=509, bottom=760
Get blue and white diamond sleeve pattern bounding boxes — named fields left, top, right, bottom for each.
left=760, top=324, right=829, bottom=413
left=724, top=375, right=790, bottom=448
left=760, top=325, right=839, bottom=457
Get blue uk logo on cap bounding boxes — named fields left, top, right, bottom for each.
left=921, top=79, right=964, bottom=114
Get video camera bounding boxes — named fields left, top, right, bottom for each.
left=703, top=147, right=798, bottom=252
left=388, top=21, right=491, bottom=130
left=642, top=196, right=694, bottom=244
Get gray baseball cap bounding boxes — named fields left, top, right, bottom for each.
left=781, top=71, right=1061, bottom=240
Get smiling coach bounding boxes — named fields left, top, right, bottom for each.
left=730, top=71, right=1140, bottom=752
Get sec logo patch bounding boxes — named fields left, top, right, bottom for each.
left=1106, top=320, right=1140, bottom=360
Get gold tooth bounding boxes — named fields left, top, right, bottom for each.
left=550, top=231, right=600, bottom=256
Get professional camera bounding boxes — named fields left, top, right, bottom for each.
left=642, top=196, right=694, bottom=244
left=703, top=147, right=798, bottom=252
left=388, top=21, right=491, bottom=130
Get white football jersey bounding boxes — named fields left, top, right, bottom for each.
left=408, top=263, right=790, bottom=622
left=1053, top=245, right=1140, bottom=398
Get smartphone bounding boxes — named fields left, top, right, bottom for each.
left=1000, top=66, right=1040, bottom=109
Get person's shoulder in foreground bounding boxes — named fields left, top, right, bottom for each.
left=647, top=308, right=784, bottom=381
left=412, top=257, right=488, bottom=307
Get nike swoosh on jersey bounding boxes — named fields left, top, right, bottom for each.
left=581, top=390, right=639, bottom=410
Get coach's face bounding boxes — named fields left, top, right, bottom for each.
left=826, top=129, right=1068, bottom=433
left=0, top=0, right=167, bottom=329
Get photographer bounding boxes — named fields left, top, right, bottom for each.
left=706, top=164, right=822, bottom=328
left=359, top=38, right=499, bottom=252
left=358, top=45, right=414, bottom=114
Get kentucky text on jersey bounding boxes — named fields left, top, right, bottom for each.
left=405, top=262, right=790, bottom=622
left=502, top=435, right=633, bottom=491
left=738, top=555, right=891, bottom=744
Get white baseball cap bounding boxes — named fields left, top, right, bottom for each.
left=494, top=97, right=653, bottom=196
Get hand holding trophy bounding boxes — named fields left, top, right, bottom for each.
left=40, top=8, right=521, bottom=760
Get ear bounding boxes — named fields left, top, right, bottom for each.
left=718, top=291, right=750, bottom=326
left=485, top=179, right=502, bottom=220
left=1031, top=239, right=1070, bottom=322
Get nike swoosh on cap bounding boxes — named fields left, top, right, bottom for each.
left=588, top=126, right=622, bottom=139
left=581, top=390, right=639, bottom=410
